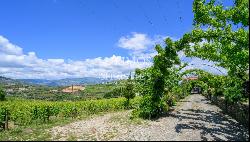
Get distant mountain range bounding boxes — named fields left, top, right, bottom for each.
left=0, top=76, right=21, bottom=85
left=18, top=77, right=115, bottom=86
left=0, top=76, right=116, bottom=86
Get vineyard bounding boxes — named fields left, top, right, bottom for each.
left=0, top=97, right=141, bottom=129
left=0, top=0, right=249, bottom=140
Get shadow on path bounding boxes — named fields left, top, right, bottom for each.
left=170, top=96, right=249, bottom=141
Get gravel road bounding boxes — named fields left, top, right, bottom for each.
left=49, top=94, right=249, bottom=141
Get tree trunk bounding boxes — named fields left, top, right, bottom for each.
left=4, top=110, right=8, bottom=130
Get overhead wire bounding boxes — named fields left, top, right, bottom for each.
left=79, top=0, right=120, bottom=36
left=136, top=1, right=159, bottom=34
left=176, top=0, right=183, bottom=24
left=111, top=0, right=136, bottom=30
left=155, top=0, right=168, bottom=25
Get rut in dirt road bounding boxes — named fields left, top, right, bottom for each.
left=49, top=94, right=249, bottom=141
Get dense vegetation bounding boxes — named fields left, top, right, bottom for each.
left=3, top=80, right=126, bottom=101
left=0, top=97, right=141, bottom=129
left=0, top=85, right=6, bottom=101
left=0, top=0, right=248, bottom=134
left=132, top=0, right=249, bottom=119
left=177, top=0, right=249, bottom=103
left=123, top=73, right=136, bottom=109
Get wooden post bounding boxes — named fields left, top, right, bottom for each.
left=4, top=109, right=8, bottom=130
left=72, top=85, right=73, bottom=93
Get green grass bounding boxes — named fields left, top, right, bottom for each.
left=0, top=110, right=123, bottom=141
left=0, top=95, right=141, bottom=141
left=5, top=81, right=126, bottom=101
left=108, top=110, right=149, bottom=126
left=66, top=134, right=78, bottom=141
left=82, top=84, right=118, bottom=99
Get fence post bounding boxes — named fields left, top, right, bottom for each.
left=4, top=109, right=8, bottom=130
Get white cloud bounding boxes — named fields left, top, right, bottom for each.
left=0, top=36, right=23, bottom=55
left=0, top=35, right=152, bottom=80
left=117, top=32, right=171, bottom=51
left=117, top=32, right=172, bottom=62
left=0, top=34, right=228, bottom=80
left=118, top=32, right=152, bottom=51
left=47, top=59, right=65, bottom=65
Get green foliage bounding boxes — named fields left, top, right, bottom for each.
left=162, top=92, right=177, bottom=107
left=175, top=0, right=249, bottom=103
left=4, top=82, right=126, bottom=101
left=123, top=73, right=136, bottom=108
left=103, top=87, right=124, bottom=99
left=0, top=85, right=6, bottom=101
left=133, top=38, right=182, bottom=119
left=0, top=97, right=141, bottom=126
left=133, top=0, right=248, bottom=119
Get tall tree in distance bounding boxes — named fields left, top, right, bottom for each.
left=123, top=72, right=136, bottom=109
left=0, top=85, right=6, bottom=101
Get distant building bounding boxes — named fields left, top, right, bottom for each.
left=50, top=89, right=58, bottom=93
left=5, top=89, right=14, bottom=93
left=18, top=88, right=28, bottom=91
left=62, top=85, right=85, bottom=93
left=183, top=76, right=198, bottom=81
left=183, top=76, right=202, bottom=94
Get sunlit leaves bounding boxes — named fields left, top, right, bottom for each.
left=175, top=0, right=249, bottom=103
left=0, top=97, right=140, bottom=126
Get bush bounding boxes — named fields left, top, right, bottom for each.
left=103, top=87, right=124, bottom=99
left=162, top=92, right=177, bottom=107
left=132, top=94, right=169, bottom=119
left=0, top=86, right=6, bottom=101
left=123, top=74, right=136, bottom=109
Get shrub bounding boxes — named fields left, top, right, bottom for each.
left=0, top=86, right=6, bottom=101
left=123, top=74, right=136, bottom=109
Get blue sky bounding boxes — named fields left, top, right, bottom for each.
left=0, top=0, right=228, bottom=79
left=0, top=0, right=194, bottom=59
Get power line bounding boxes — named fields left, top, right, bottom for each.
left=111, top=0, right=136, bottom=29
left=155, top=0, right=168, bottom=24
left=135, top=1, right=162, bottom=37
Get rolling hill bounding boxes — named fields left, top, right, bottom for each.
left=18, top=77, right=115, bottom=86
left=0, top=76, right=22, bottom=85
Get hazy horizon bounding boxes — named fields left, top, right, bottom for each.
left=0, top=0, right=230, bottom=80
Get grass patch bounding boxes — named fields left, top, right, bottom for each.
left=66, top=133, right=78, bottom=141
left=102, top=129, right=118, bottom=140
left=108, top=110, right=149, bottom=126
left=129, top=117, right=148, bottom=125
left=81, top=133, right=97, bottom=141
left=0, top=110, right=124, bottom=141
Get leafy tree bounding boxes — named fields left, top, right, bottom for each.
left=134, top=38, right=181, bottom=119
left=175, top=0, right=249, bottom=103
left=0, top=85, right=6, bottom=101
left=104, top=87, right=124, bottom=99
left=133, top=0, right=248, bottom=119
left=181, top=69, right=225, bottom=100
left=123, top=73, right=136, bottom=108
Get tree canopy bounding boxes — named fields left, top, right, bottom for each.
left=133, top=0, right=249, bottom=119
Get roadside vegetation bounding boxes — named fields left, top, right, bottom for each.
left=0, top=0, right=248, bottom=140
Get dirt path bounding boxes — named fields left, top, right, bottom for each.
left=48, top=94, right=249, bottom=141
